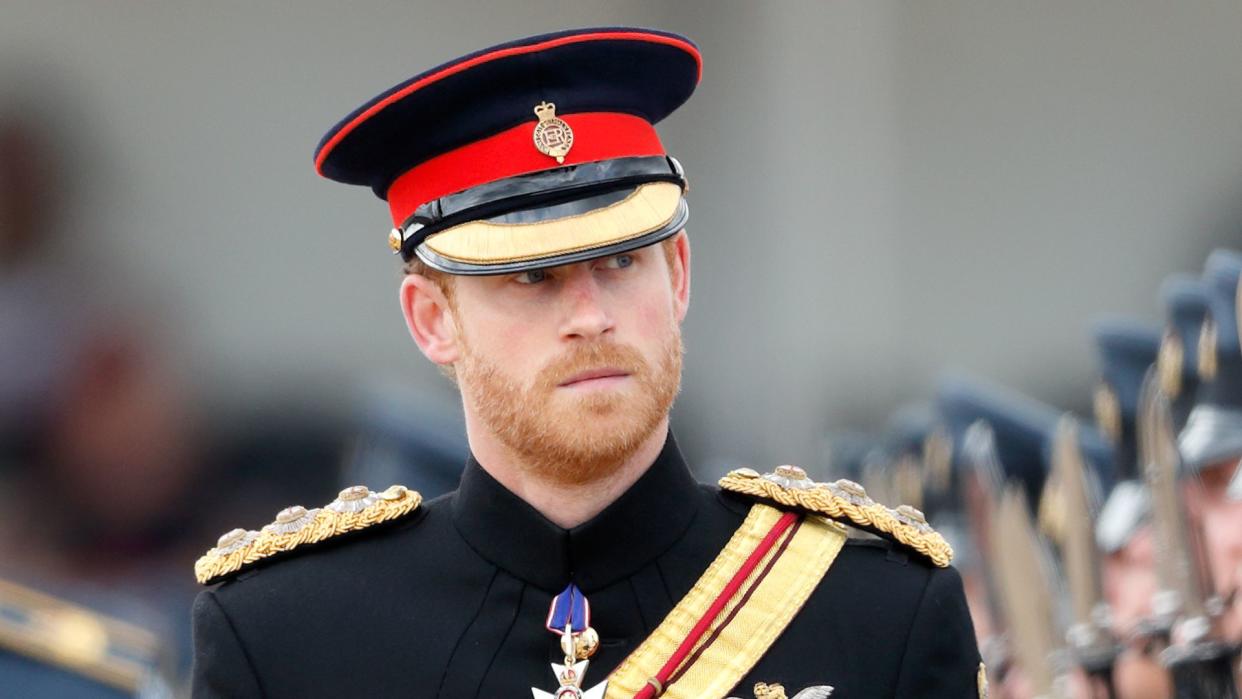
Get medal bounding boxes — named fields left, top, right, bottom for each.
left=532, top=583, right=606, bottom=699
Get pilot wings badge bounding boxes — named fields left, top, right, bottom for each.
left=729, top=681, right=834, bottom=699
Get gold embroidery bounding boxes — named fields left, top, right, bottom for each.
left=977, top=661, right=989, bottom=699
left=422, top=181, right=681, bottom=265
left=193, top=485, right=422, bottom=585
left=718, top=466, right=953, bottom=568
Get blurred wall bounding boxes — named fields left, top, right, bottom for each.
left=3, top=1, right=1241, bottom=472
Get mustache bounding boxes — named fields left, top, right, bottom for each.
left=537, top=342, right=649, bottom=389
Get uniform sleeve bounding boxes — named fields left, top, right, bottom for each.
left=892, top=565, right=983, bottom=698
left=191, top=589, right=265, bottom=698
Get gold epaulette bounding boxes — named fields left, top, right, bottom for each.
left=719, top=465, right=954, bottom=568
left=0, top=578, right=166, bottom=692
left=194, top=484, right=422, bottom=585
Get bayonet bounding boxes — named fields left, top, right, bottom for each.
left=1051, top=416, right=1120, bottom=696
left=1133, top=368, right=1182, bottom=645
left=959, top=420, right=1013, bottom=678
left=991, top=485, right=1071, bottom=699
left=1139, top=372, right=1239, bottom=698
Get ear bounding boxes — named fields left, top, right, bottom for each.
left=670, top=231, right=691, bottom=322
left=399, top=274, right=461, bottom=366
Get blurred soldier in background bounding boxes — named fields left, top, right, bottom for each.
left=828, top=255, right=1242, bottom=698
left=1043, top=413, right=1119, bottom=697
left=1085, top=321, right=1170, bottom=698
left=938, top=375, right=1063, bottom=696
left=1157, top=276, right=1212, bottom=433
left=1180, top=251, right=1242, bottom=652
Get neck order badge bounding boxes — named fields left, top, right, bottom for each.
left=534, top=584, right=606, bottom=699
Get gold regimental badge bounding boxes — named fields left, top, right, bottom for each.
left=977, top=661, right=989, bottom=699
left=532, top=101, right=574, bottom=164
left=1093, top=383, right=1121, bottom=445
left=1199, top=318, right=1218, bottom=382
left=1158, top=328, right=1184, bottom=398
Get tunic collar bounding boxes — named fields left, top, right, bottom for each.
left=450, top=431, right=700, bottom=592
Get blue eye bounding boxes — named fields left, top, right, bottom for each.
left=604, top=254, right=633, bottom=269
left=515, top=268, right=547, bottom=284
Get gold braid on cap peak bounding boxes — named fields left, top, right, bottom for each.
left=719, top=466, right=954, bottom=568
left=194, top=485, right=422, bottom=585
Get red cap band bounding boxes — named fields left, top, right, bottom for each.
left=385, top=112, right=665, bottom=227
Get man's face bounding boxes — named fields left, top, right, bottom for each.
left=429, top=236, right=688, bottom=484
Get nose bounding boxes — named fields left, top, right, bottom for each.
left=558, top=267, right=615, bottom=340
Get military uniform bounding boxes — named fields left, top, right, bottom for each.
left=1180, top=250, right=1242, bottom=473
left=191, top=28, right=982, bottom=698
left=1089, top=320, right=1160, bottom=558
left=192, top=434, right=980, bottom=697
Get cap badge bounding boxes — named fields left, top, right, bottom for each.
left=1198, top=317, right=1218, bottom=382
left=1093, top=383, right=1122, bottom=445
left=533, top=101, right=574, bottom=164
left=1158, top=328, right=1184, bottom=397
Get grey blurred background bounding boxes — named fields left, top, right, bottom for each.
left=3, top=0, right=1242, bottom=692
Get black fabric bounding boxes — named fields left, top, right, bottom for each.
left=314, top=28, right=700, bottom=197
left=410, top=156, right=680, bottom=226
left=1113, top=418, right=1140, bottom=482
left=1196, top=357, right=1242, bottom=411
left=1172, top=377, right=1200, bottom=433
left=191, top=431, right=981, bottom=698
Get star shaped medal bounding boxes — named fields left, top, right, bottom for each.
left=532, top=583, right=606, bottom=699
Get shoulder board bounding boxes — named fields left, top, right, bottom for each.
left=0, top=577, right=165, bottom=692
left=194, top=484, right=422, bottom=585
left=719, top=465, right=954, bottom=568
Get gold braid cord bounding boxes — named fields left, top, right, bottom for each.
left=718, top=466, right=954, bottom=568
left=194, top=485, right=422, bottom=585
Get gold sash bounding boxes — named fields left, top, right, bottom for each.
left=605, top=504, right=847, bottom=699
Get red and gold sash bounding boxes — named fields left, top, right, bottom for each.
left=605, top=504, right=847, bottom=699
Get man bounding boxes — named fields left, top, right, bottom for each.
left=1087, top=321, right=1162, bottom=644
left=1179, top=251, right=1242, bottom=648
left=1084, top=318, right=1176, bottom=699
left=935, top=375, right=1063, bottom=696
left=191, top=28, right=981, bottom=698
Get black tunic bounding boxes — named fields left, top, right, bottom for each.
left=191, top=433, right=981, bottom=697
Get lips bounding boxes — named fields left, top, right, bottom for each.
left=558, top=368, right=631, bottom=387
